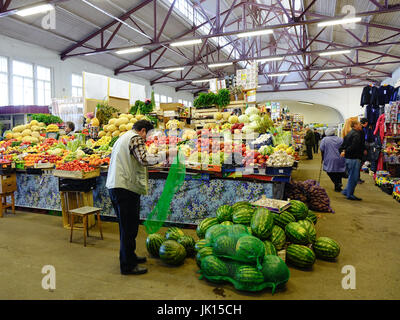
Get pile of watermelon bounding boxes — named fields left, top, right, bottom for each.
left=146, top=227, right=196, bottom=266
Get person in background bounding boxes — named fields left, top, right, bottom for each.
left=321, top=130, right=326, bottom=139
left=106, top=120, right=166, bottom=275
left=65, top=121, right=75, bottom=136
left=339, top=120, right=367, bottom=200
left=304, top=127, right=315, bottom=160
left=313, top=129, right=321, bottom=154
left=320, top=128, right=346, bottom=192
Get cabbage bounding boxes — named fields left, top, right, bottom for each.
left=241, top=125, right=254, bottom=133
left=238, top=115, right=250, bottom=124
left=248, top=121, right=259, bottom=130
left=245, top=106, right=260, bottom=116
left=249, top=114, right=261, bottom=123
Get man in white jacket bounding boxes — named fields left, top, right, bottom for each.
left=106, top=120, right=164, bottom=275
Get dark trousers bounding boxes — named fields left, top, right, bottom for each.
left=306, top=145, right=313, bottom=159
left=327, top=172, right=344, bottom=190
left=108, top=188, right=141, bottom=273
left=314, top=142, right=319, bottom=154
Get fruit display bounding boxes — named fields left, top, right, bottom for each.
left=46, top=124, right=60, bottom=133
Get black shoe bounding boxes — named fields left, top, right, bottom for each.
left=357, top=180, right=365, bottom=184
left=121, top=265, right=148, bottom=275
left=347, top=196, right=362, bottom=201
left=136, top=256, right=147, bottom=264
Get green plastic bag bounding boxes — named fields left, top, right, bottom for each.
left=144, top=150, right=186, bottom=234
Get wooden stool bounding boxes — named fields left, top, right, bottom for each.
left=69, top=206, right=103, bottom=247
left=0, top=192, right=15, bottom=218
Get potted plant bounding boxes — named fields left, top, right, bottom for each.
left=215, top=88, right=231, bottom=110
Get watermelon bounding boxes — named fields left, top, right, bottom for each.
left=216, top=205, right=233, bottom=222
left=247, top=226, right=253, bottom=235
left=159, top=240, right=187, bottom=266
left=220, top=221, right=234, bottom=226
left=297, top=219, right=316, bottom=243
left=287, top=200, right=309, bottom=220
left=232, top=207, right=254, bottom=225
left=230, top=224, right=250, bottom=242
left=165, top=227, right=185, bottom=241
left=195, top=239, right=209, bottom=252
left=250, top=208, right=274, bottom=240
left=213, top=235, right=236, bottom=256
left=261, top=255, right=290, bottom=293
left=145, top=233, right=165, bottom=257
left=263, top=240, right=277, bottom=256
left=232, top=201, right=252, bottom=211
left=270, top=225, right=286, bottom=250
left=201, top=255, right=229, bottom=277
left=306, top=210, right=317, bottom=225
left=286, top=244, right=316, bottom=268
left=205, top=224, right=228, bottom=242
left=196, top=217, right=219, bottom=239
left=177, top=235, right=196, bottom=256
left=285, top=222, right=310, bottom=245
left=235, top=235, right=265, bottom=264
left=234, top=265, right=264, bottom=285
left=313, top=237, right=340, bottom=260
left=274, top=211, right=296, bottom=229
left=196, top=246, right=214, bottom=267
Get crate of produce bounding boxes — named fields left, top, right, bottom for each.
left=250, top=196, right=291, bottom=213
left=53, top=168, right=100, bottom=179
left=34, top=162, right=55, bottom=169
left=265, top=166, right=293, bottom=176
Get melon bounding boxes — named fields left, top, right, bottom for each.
left=112, top=130, right=120, bottom=137
left=22, top=129, right=32, bottom=137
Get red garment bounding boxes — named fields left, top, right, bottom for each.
left=374, top=114, right=385, bottom=143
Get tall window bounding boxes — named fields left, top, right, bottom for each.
left=154, top=93, right=160, bottom=109
left=178, top=99, right=183, bottom=104
left=168, top=96, right=173, bottom=103
left=12, top=60, right=34, bottom=105
left=0, top=56, right=8, bottom=106
left=160, top=95, right=167, bottom=103
left=36, top=65, right=52, bottom=105
left=71, top=74, right=83, bottom=97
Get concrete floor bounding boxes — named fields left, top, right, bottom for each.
left=1, top=154, right=399, bottom=300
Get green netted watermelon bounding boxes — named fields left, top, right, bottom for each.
left=261, top=255, right=290, bottom=294
left=263, top=240, right=277, bottom=256
left=274, top=211, right=296, bottom=229
left=287, top=200, right=309, bottom=220
left=286, top=244, right=316, bottom=268
left=313, top=237, right=340, bottom=260
left=213, top=235, right=236, bottom=256
left=201, top=255, right=229, bottom=277
left=205, top=224, right=228, bottom=242
left=146, top=233, right=165, bottom=257
left=234, top=265, right=264, bottom=285
left=165, top=227, right=185, bottom=241
left=194, top=239, right=209, bottom=252
left=270, top=225, right=286, bottom=250
left=159, top=240, right=187, bottom=266
left=196, top=217, right=219, bottom=239
left=306, top=210, right=317, bottom=225
left=235, top=235, right=265, bottom=264
left=285, top=222, right=310, bottom=245
left=216, top=205, right=233, bottom=222
left=220, top=221, right=234, bottom=226
left=297, top=219, right=316, bottom=243
left=196, top=246, right=214, bottom=267
left=232, top=207, right=254, bottom=225
left=250, top=208, right=274, bottom=240
left=177, top=235, right=196, bottom=256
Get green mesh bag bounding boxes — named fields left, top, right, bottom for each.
left=204, top=224, right=265, bottom=270
left=144, top=150, right=186, bottom=234
left=199, top=254, right=290, bottom=294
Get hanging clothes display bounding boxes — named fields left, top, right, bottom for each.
left=360, top=85, right=379, bottom=107
left=378, top=84, right=394, bottom=106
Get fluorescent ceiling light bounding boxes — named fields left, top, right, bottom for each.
left=192, top=79, right=210, bottom=83
left=319, top=50, right=351, bottom=56
left=115, top=47, right=144, bottom=55
left=257, top=57, right=284, bottom=63
left=208, top=62, right=233, bottom=68
left=280, top=83, right=298, bottom=87
left=268, top=73, right=289, bottom=77
left=318, top=68, right=343, bottom=73
left=16, top=4, right=54, bottom=17
left=162, top=67, right=185, bottom=72
left=170, top=39, right=202, bottom=47
left=318, top=17, right=362, bottom=27
left=298, top=101, right=314, bottom=105
left=237, top=29, right=273, bottom=38
left=319, top=80, right=340, bottom=84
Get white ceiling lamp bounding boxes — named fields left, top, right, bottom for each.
left=319, top=50, right=352, bottom=56
left=162, top=67, right=185, bottom=72
left=208, top=62, right=233, bottom=68
left=257, top=57, right=284, bottom=63
left=237, top=29, right=273, bottom=38
left=298, top=101, right=314, bottom=105
left=317, top=17, right=362, bottom=27
left=319, top=80, right=340, bottom=84
left=268, top=73, right=290, bottom=77
left=16, top=4, right=54, bottom=17
left=192, top=79, right=210, bottom=83
left=115, top=47, right=144, bottom=55
left=170, top=39, right=202, bottom=47
left=318, top=68, right=343, bottom=73
left=280, top=83, right=299, bottom=87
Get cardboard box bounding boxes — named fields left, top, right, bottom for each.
left=160, top=103, right=183, bottom=112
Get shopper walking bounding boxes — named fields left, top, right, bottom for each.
left=304, top=127, right=315, bottom=160
left=320, top=128, right=346, bottom=192
left=106, top=120, right=165, bottom=275
left=313, top=129, right=321, bottom=154
left=339, top=120, right=367, bottom=200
